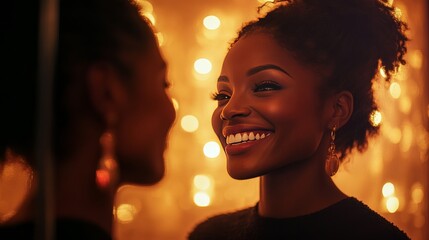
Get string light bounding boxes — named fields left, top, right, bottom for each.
left=194, top=58, right=212, bottom=74
left=193, top=192, right=211, bottom=207
left=180, top=115, right=199, bottom=132
left=389, top=82, right=401, bottom=99
left=386, top=196, right=400, bottom=213
left=116, top=204, right=137, bottom=223
left=369, top=110, right=382, bottom=127
left=203, top=141, right=221, bottom=158
left=193, top=175, right=212, bottom=190
left=382, top=182, right=395, bottom=197
left=203, top=15, right=221, bottom=30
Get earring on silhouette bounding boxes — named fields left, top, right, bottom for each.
left=325, top=125, right=340, bottom=177
left=96, top=130, right=119, bottom=190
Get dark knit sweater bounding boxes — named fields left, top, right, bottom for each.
left=189, top=197, right=410, bottom=240
left=0, top=218, right=111, bottom=240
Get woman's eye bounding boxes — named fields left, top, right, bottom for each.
left=254, top=81, right=282, bottom=92
left=211, top=92, right=230, bottom=101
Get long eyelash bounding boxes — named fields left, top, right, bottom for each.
left=254, top=80, right=280, bottom=88
left=211, top=92, right=220, bottom=100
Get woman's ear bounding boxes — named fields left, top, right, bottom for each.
left=86, top=63, right=127, bottom=127
left=331, top=91, right=353, bottom=129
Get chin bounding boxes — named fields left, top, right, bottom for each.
left=227, top=164, right=261, bottom=180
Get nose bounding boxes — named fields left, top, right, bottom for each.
left=220, top=96, right=251, bottom=120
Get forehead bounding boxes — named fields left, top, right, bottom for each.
left=222, top=33, right=326, bottom=83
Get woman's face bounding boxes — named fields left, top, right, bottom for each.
left=212, top=33, right=332, bottom=179
left=116, top=38, right=176, bottom=185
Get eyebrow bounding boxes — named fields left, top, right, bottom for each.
left=246, top=64, right=292, bottom=78
left=217, top=64, right=292, bottom=83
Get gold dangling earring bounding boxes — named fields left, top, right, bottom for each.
left=96, top=130, right=119, bottom=190
left=325, top=125, right=340, bottom=177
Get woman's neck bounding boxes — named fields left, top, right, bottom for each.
left=258, top=156, right=346, bottom=218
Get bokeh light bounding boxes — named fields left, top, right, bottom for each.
left=116, top=204, right=138, bottom=223
left=379, top=67, right=387, bottom=78
left=389, top=82, right=402, bottom=99
left=369, top=110, right=382, bottom=127
left=171, top=98, right=179, bottom=111
left=386, top=196, right=400, bottom=213
left=142, top=13, right=156, bottom=25
left=180, top=115, right=199, bottom=132
left=194, top=58, right=212, bottom=74
left=382, top=182, right=395, bottom=197
left=203, top=15, right=221, bottom=30
left=193, top=192, right=211, bottom=207
left=155, top=32, right=164, bottom=46
left=411, top=183, right=424, bottom=204
left=193, top=175, right=211, bottom=190
left=203, top=141, right=221, bottom=158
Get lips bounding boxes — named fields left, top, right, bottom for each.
left=226, top=131, right=271, bottom=144
left=222, top=126, right=273, bottom=155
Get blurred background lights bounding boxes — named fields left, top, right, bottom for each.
left=180, top=115, right=199, bottom=132
left=379, top=67, right=387, bottom=78
left=193, top=192, right=211, bottom=207
left=203, top=141, right=221, bottom=158
left=382, top=182, right=395, bottom=197
left=203, top=15, right=221, bottom=30
left=142, top=12, right=156, bottom=25
left=386, top=196, right=400, bottom=213
left=369, top=110, right=382, bottom=127
left=171, top=98, right=179, bottom=111
left=411, top=183, right=424, bottom=204
left=194, top=58, right=212, bottom=74
left=409, top=50, right=423, bottom=69
left=258, top=0, right=274, bottom=3
left=155, top=32, right=164, bottom=46
left=116, top=204, right=138, bottom=223
left=193, top=175, right=211, bottom=190
left=389, top=82, right=402, bottom=99
left=135, top=0, right=153, bottom=13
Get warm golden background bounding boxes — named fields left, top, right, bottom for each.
left=0, top=0, right=428, bottom=239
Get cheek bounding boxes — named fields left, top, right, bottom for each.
left=211, top=108, right=224, bottom=141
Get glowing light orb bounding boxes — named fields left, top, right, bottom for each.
left=116, top=204, right=137, bottom=223
left=382, top=182, right=395, bottom=197
left=203, top=15, right=221, bottom=30
left=171, top=98, right=179, bottom=111
left=193, top=175, right=211, bottom=190
left=203, top=141, right=221, bottom=158
left=369, top=110, right=382, bottom=127
left=389, top=82, right=401, bottom=99
left=386, top=196, right=399, bottom=213
left=379, top=67, right=387, bottom=78
left=181, top=115, right=199, bottom=132
left=194, top=58, right=212, bottom=74
left=193, top=192, right=211, bottom=207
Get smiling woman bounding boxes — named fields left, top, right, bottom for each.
left=189, top=0, right=410, bottom=239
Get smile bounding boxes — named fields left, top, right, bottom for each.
left=226, top=132, right=271, bottom=145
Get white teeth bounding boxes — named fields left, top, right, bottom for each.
left=235, top=133, right=242, bottom=142
left=242, top=133, right=249, bottom=141
left=225, top=132, right=270, bottom=144
left=249, top=132, right=255, bottom=140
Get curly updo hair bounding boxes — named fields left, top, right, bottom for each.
left=233, top=0, right=408, bottom=159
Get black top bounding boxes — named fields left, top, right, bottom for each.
left=189, top=197, right=410, bottom=240
left=0, top=218, right=111, bottom=240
